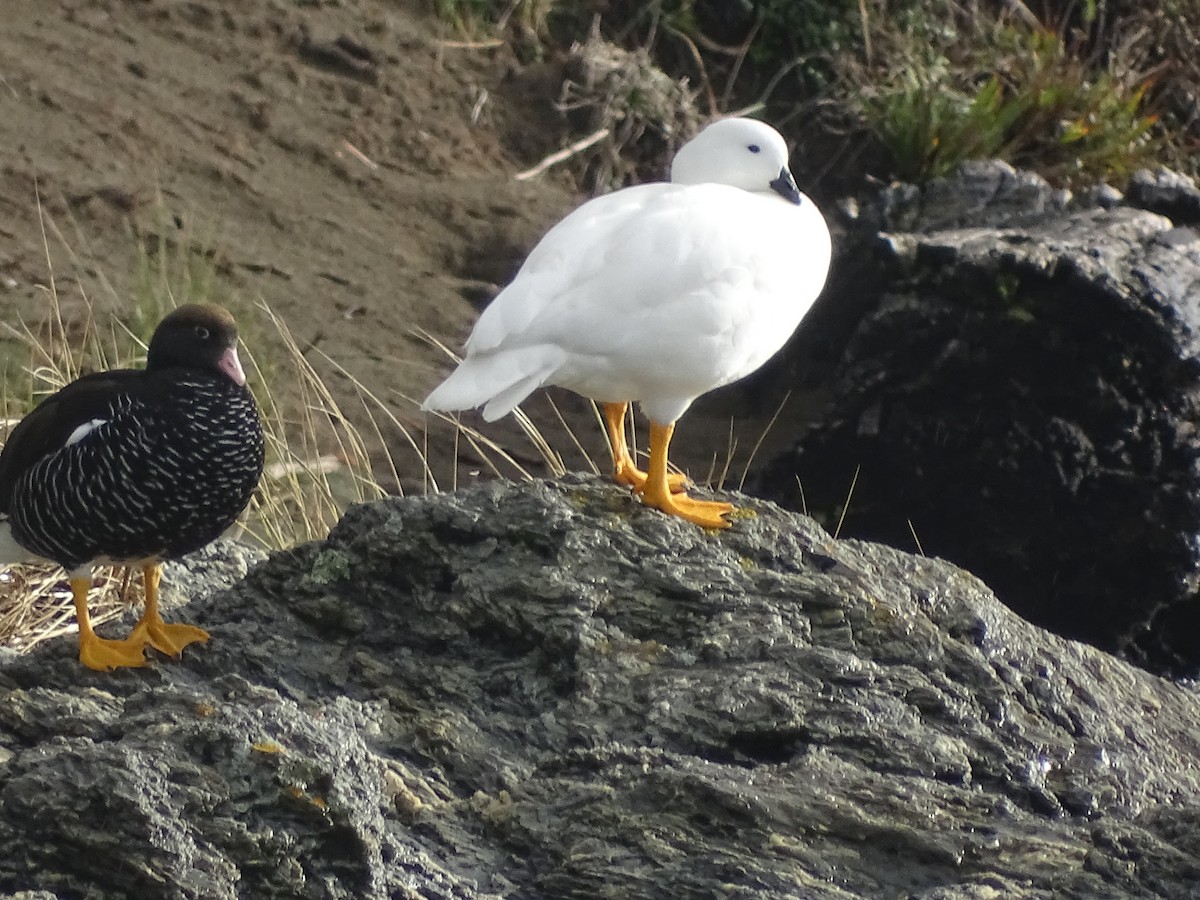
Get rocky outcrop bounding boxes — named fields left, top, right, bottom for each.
left=4, top=477, right=1200, bottom=897
left=755, top=162, right=1200, bottom=676
left=1127, top=167, right=1200, bottom=226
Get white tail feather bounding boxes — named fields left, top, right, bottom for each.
left=480, top=375, right=548, bottom=422
left=422, top=346, right=563, bottom=421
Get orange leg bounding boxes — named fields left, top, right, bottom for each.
left=638, top=421, right=734, bottom=529
left=127, top=564, right=210, bottom=658
left=602, top=402, right=687, bottom=493
left=71, top=576, right=147, bottom=671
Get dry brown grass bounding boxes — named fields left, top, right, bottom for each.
left=414, top=326, right=600, bottom=487
left=0, top=568, right=134, bottom=655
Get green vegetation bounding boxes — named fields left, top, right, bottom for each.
left=433, top=0, right=1197, bottom=187
left=129, top=213, right=226, bottom=344
left=738, top=0, right=860, bottom=83
left=852, top=11, right=1160, bottom=183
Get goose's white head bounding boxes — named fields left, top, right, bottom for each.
left=669, top=117, right=802, bottom=204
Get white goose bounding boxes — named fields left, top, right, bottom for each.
left=423, top=117, right=832, bottom=528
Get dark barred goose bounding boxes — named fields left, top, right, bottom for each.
left=0, top=304, right=264, bottom=671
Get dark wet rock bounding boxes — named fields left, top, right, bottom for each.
left=865, top=160, right=1073, bottom=233
left=794, top=161, right=1091, bottom=395
left=5, top=477, right=1200, bottom=897
left=1127, top=168, right=1200, bottom=226
left=755, top=165, right=1200, bottom=676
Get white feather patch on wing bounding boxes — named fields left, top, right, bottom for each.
left=64, top=418, right=107, bottom=447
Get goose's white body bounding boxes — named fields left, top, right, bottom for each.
left=423, top=118, right=832, bottom=427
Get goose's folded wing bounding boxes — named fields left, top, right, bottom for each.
left=0, top=370, right=141, bottom=512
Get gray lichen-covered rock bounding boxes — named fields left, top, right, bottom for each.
left=756, top=164, right=1200, bottom=676
left=160, top=538, right=266, bottom=604
left=4, top=476, right=1200, bottom=897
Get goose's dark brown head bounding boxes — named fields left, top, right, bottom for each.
left=146, top=303, right=246, bottom=386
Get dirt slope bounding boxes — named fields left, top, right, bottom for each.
left=0, top=0, right=815, bottom=496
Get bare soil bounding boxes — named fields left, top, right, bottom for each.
left=0, top=0, right=820, bottom=502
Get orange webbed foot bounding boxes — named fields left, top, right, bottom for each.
left=78, top=633, right=148, bottom=671
left=635, top=420, right=735, bottom=529
left=70, top=574, right=148, bottom=671
left=639, top=487, right=734, bottom=529
left=128, top=564, right=210, bottom=659
left=129, top=618, right=210, bottom=658
left=604, top=402, right=688, bottom=494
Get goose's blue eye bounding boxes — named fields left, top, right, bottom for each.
left=748, top=144, right=761, bottom=154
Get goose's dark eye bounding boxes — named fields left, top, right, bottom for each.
left=747, top=144, right=761, bottom=154
left=194, top=326, right=211, bottom=340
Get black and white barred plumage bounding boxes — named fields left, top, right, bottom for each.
left=0, top=304, right=263, bottom=574
left=5, top=372, right=262, bottom=569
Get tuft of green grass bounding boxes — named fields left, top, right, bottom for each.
left=128, top=211, right=226, bottom=342
left=849, top=5, right=1161, bottom=184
